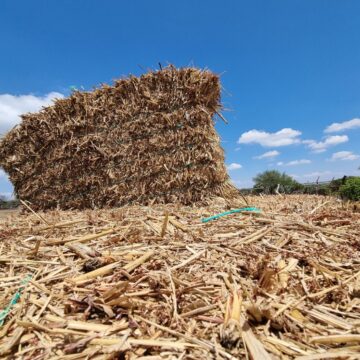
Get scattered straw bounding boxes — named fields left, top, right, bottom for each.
left=0, top=194, right=359, bottom=359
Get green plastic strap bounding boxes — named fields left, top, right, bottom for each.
left=201, top=207, right=261, bottom=223
left=0, top=274, right=32, bottom=326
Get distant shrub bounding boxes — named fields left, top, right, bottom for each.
left=339, top=177, right=360, bottom=201
left=329, top=176, right=355, bottom=193
left=317, top=187, right=331, bottom=196
left=253, top=170, right=302, bottom=194
left=0, top=197, right=19, bottom=209
left=239, top=188, right=253, bottom=195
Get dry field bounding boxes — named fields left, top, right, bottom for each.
left=0, top=209, right=19, bottom=219
left=0, top=195, right=359, bottom=359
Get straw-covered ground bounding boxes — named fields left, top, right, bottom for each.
left=0, top=195, right=359, bottom=359
left=0, top=209, right=19, bottom=220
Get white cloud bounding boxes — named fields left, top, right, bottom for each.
left=325, top=118, right=360, bottom=133
left=330, top=151, right=360, bottom=161
left=231, top=179, right=253, bottom=188
left=238, top=128, right=302, bottom=147
left=0, top=169, right=7, bottom=178
left=277, top=159, right=311, bottom=166
left=303, top=135, right=348, bottom=153
left=0, top=192, right=15, bottom=200
left=254, top=150, right=280, bottom=159
left=0, top=92, right=64, bottom=135
left=287, top=159, right=311, bottom=166
left=227, top=163, right=242, bottom=170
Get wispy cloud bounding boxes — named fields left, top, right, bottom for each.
left=303, top=171, right=333, bottom=178
left=0, top=92, right=64, bottom=135
left=293, top=168, right=360, bottom=183
left=227, top=163, right=242, bottom=170
left=325, top=118, right=360, bottom=133
left=277, top=159, right=311, bottom=166
left=254, top=150, right=280, bottom=159
left=238, top=128, right=302, bottom=147
left=330, top=151, right=360, bottom=161
left=303, top=135, right=348, bottom=153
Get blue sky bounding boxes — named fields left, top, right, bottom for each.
left=1, top=0, right=360, bottom=197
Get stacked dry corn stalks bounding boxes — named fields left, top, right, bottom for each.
left=0, top=66, right=237, bottom=210
left=0, top=195, right=359, bottom=359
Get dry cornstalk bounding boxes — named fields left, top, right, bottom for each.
left=0, top=195, right=359, bottom=359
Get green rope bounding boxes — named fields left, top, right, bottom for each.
left=201, top=207, right=261, bottom=223
left=0, top=274, right=32, bottom=326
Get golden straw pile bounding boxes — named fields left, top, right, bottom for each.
left=0, top=195, right=359, bottom=359
left=0, top=66, right=237, bottom=210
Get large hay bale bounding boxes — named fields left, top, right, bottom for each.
left=0, top=66, right=238, bottom=209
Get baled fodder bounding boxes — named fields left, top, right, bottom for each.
left=0, top=66, right=237, bottom=210
left=0, top=195, right=359, bottom=359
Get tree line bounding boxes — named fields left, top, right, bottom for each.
left=0, top=196, right=19, bottom=209
left=244, top=170, right=360, bottom=201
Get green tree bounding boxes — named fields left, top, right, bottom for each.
left=339, top=177, right=360, bottom=201
left=253, top=170, right=302, bottom=194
